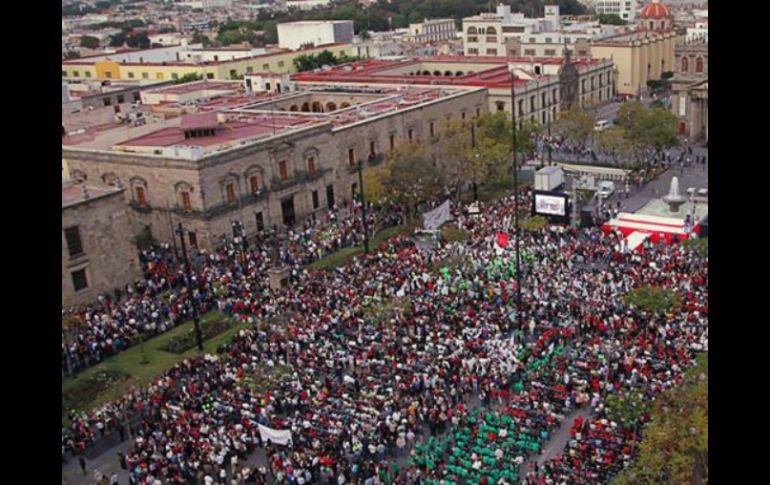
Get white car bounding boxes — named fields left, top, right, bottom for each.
left=597, top=181, right=616, bottom=199
left=594, top=120, right=611, bottom=131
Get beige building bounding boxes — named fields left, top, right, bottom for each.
left=62, top=182, right=141, bottom=306
left=62, top=83, right=488, bottom=250
left=406, top=19, right=457, bottom=43
left=671, top=38, right=707, bottom=141
left=591, top=29, right=677, bottom=95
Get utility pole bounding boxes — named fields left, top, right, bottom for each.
left=356, top=160, right=370, bottom=253
left=471, top=121, right=479, bottom=201
left=510, top=72, right=523, bottom=333
left=176, top=222, right=204, bottom=352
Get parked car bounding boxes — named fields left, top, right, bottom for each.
left=594, top=119, right=611, bottom=131
left=597, top=181, right=616, bottom=199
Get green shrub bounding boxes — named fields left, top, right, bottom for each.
left=521, top=216, right=548, bottom=232
left=160, top=318, right=235, bottom=354
left=624, top=286, right=682, bottom=314
left=62, top=369, right=129, bottom=418
left=682, top=237, right=708, bottom=257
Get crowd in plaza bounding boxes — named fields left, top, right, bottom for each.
left=62, top=179, right=708, bottom=484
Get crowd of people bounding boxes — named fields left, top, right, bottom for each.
left=62, top=182, right=708, bottom=484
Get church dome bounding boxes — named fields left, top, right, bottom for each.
left=640, top=0, right=672, bottom=19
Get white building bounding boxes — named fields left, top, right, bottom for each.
left=686, top=22, right=707, bottom=42
left=176, top=0, right=232, bottom=9
left=405, top=19, right=457, bottom=43
left=354, top=31, right=408, bottom=58
left=592, top=0, right=638, bottom=22
left=277, top=21, right=355, bottom=51
left=284, top=0, right=332, bottom=11
left=463, top=4, right=565, bottom=57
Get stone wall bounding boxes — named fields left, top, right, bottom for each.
left=62, top=189, right=142, bottom=306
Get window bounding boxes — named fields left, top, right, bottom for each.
left=255, top=212, right=265, bottom=231
left=468, top=48, right=479, bottom=55
left=312, top=190, right=319, bottom=210
left=544, top=49, right=556, bottom=56
left=486, top=49, right=498, bottom=56
left=117, top=95, right=125, bottom=104
left=85, top=72, right=91, bottom=78
left=408, top=129, right=414, bottom=141
left=64, top=226, right=84, bottom=257
left=105, top=71, right=113, bottom=79
left=142, top=72, right=149, bottom=79
left=230, top=69, right=237, bottom=78
left=262, top=64, right=270, bottom=70
left=135, top=186, right=147, bottom=205
left=530, top=96, right=535, bottom=112
left=542, top=93, right=547, bottom=108
left=207, top=73, right=214, bottom=79
left=545, top=38, right=552, bottom=44
left=278, top=61, right=285, bottom=67
left=73, top=71, right=80, bottom=77
left=128, top=72, right=135, bottom=79
left=696, top=57, right=703, bottom=73
left=156, top=72, right=164, bottom=79
left=133, top=92, right=141, bottom=102
left=476, top=107, right=481, bottom=117
left=279, top=160, right=288, bottom=180
left=62, top=71, right=67, bottom=77
left=552, top=89, right=558, bottom=104
left=429, top=122, right=435, bottom=137
left=389, top=134, right=395, bottom=152
left=307, top=156, right=316, bottom=173
left=348, top=148, right=356, bottom=166
left=72, top=269, right=88, bottom=292
left=172, top=73, right=179, bottom=80
left=103, top=98, right=112, bottom=106
left=369, top=141, right=376, bottom=156
left=461, top=111, right=466, bottom=120
left=249, top=175, right=260, bottom=193
left=188, top=232, right=197, bottom=248
left=181, top=191, right=192, bottom=211
left=518, top=99, right=524, bottom=115
left=246, top=66, right=254, bottom=73
left=496, top=101, right=505, bottom=112
left=524, top=49, right=536, bottom=56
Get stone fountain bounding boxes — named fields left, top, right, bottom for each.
left=662, top=176, right=687, bottom=213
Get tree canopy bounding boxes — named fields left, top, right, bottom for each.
left=79, top=35, right=100, bottom=49
left=554, top=104, right=595, bottom=145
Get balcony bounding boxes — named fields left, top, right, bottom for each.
left=129, top=201, right=152, bottom=214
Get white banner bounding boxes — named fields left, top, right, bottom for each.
left=258, top=424, right=293, bottom=446
left=534, top=194, right=566, bottom=216
left=423, top=200, right=451, bottom=230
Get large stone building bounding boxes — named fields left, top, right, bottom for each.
left=63, top=81, right=488, bottom=249
left=670, top=37, right=707, bottom=141
left=591, top=0, right=638, bottom=22
left=293, top=56, right=614, bottom=125
left=405, top=19, right=457, bottom=44
left=62, top=182, right=141, bottom=306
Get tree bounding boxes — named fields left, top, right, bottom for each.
left=554, top=104, right=595, bottom=145
left=362, top=164, right=391, bottom=206
left=360, top=30, right=371, bottom=41
left=64, top=50, right=81, bottom=59
left=434, top=118, right=474, bottom=198
left=595, top=126, right=635, bottom=164
left=598, top=13, right=627, bottom=25
left=383, top=143, right=443, bottom=215
left=612, top=354, right=708, bottom=485
left=126, top=32, right=150, bottom=49
left=79, top=35, right=100, bottom=49
left=474, top=112, right=514, bottom=182
left=516, top=119, right=544, bottom=159
left=109, top=32, right=127, bottom=47
left=175, top=73, right=204, bottom=85
left=191, top=32, right=211, bottom=46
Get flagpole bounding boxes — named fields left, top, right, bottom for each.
left=511, top=69, right=523, bottom=334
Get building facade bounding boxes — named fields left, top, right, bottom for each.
left=277, top=21, right=355, bottom=51
left=63, top=85, right=488, bottom=250
left=62, top=44, right=354, bottom=82
left=671, top=38, right=707, bottom=141
left=62, top=182, right=141, bottom=306
left=592, top=0, right=638, bottom=22
left=406, top=19, right=457, bottom=44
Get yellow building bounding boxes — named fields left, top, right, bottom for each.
left=590, top=0, right=679, bottom=96
left=62, top=43, right=354, bottom=82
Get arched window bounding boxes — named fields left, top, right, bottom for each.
left=289, top=105, right=298, bottom=111
left=326, top=102, right=337, bottom=112
left=219, top=174, right=240, bottom=204
left=455, top=71, right=464, bottom=76
left=496, top=101, right=505, bottom=112
left=695, top=57, right=703, bottom=73
left=244, top=165, right=265, bottom=195
left=467, top=27, right=478, bottom=35
left=129, top=177, right=148, bottom=205
left=174, top=181, right=194, bottom=211
left=444, top=70, right=453, bottom=76
left=486, top=27, right=497, bottom=35
left=102, top=172, right=118, bottom=186
left=433, top=70, right=442, bottom=76
left=304, top=148, right=320, bottom=174
left=681, top=57, right=688, bottom=72
left=311, top=101, right=323, bottom=112
left=71, top=170, right=87, bottom=183
left=340, top=102, right=351, bottom=109
left=301, top=102, right=310, bottom=112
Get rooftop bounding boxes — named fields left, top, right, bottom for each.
left=63, top=85, right=480, bottom=158
left=62, top=181, right=124, bottom=209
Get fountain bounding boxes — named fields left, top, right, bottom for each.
left=662, top=176, right=687, bottom=213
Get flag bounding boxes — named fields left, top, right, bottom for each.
left=496, top=233, right=509, bottom=247
left=258, top=424, right=293, bottom=446
left=423, top=200, right=451, bottom=230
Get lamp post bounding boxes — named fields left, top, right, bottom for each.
left=356, top=160, right=370, bottom=253
left=470, top=121, right=479, bottom=201
left=510, top=71, right=523, bottom=333
left=176, top=222, right=204, bottom=352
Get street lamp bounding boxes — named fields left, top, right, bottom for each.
left=175, top=222, right=204, bottom=352
left=356, top=160, right=370, bottom=253
left=510, top=69, right=523, bottom=333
